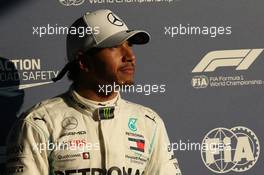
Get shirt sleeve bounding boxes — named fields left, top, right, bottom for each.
left=144, top=118, right=182, bottom=175
left=5, top=115, right=50, bottom=175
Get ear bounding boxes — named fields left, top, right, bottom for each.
left=76, top=51, right=89, bottom=72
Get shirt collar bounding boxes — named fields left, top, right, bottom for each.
left=68, top=86, right=122, bottom=115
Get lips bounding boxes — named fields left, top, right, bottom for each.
left=119, top=66, right=135, bottom=74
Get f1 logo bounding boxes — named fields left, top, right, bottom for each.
left=192, top=49, right=263, bottom=73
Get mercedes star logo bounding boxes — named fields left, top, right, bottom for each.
left=58, top=0, right=85, bottom=6
left=62, top=117, right=78, bottom=130
left=107, top=13, right=124, bottom=26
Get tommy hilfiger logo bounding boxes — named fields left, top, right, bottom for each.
left=128, top=137, right=145, bottom=153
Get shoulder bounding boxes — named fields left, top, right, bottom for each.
left=15, top=92, right=71, bottom=136
left=7, top=95, right=65, bottom=144
left=20, top=93, right=66, bottom=121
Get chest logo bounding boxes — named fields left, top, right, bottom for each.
left=98, top=107, right=115, bottom=120
left=128, top=118, right=137, bottom=132
left=62, top=117, right=78, bottom=130
left=128, top=137, right=145, bottom=153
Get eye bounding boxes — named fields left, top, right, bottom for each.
left=112, top=45, right=120, bottom=48
left=107, top=45, right=119, bottom=50
left=127, top=41, right=133, bottom=47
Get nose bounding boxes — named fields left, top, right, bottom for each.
left=121, top=42, right=136, bottom=63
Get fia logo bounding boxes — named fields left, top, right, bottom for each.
left=191, top=75, right=209, bottom=89
left=201, top=126, right=260, bottom=173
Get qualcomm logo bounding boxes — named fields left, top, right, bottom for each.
left=192, top=49, right=263, bottom=73
left=201, top=126, right=260, bottom=173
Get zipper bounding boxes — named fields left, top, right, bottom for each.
left=98, top=121, right=107, bottom=169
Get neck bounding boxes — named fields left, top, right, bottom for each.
left=74, top=83, right=118, bottom=102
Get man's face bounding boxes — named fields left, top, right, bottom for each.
left=86, top=41, right=136, bottom=86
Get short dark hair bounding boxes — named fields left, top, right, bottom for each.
left=67, top=60, right=80, bottom=82
left=67, top=47, right=103, bottom=82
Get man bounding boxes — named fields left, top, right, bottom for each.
left=6, top=9, right=182, bottom=175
